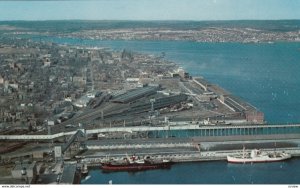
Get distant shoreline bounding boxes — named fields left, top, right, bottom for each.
left=1, top=20, right=300, bottom=43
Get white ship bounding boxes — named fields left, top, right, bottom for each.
left=227, top=148, right=291, bottom=163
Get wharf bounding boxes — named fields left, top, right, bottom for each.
left=81, top=137, right=300, bottom=166
left=83, top=148, right=300, bottom=166
left=59, top=163, right=80, bottom=184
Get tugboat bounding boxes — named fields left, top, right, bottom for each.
left=227, top=147, right=291, bottom=163
left=100, top=154, right=173, bottom=172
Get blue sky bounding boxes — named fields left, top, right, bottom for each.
left=0, top=0, right=299, bottom=21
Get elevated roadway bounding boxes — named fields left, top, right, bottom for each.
left=1, top=122, right=300, bottom=141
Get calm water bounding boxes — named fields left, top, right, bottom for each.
left=26, top=36, right=300, bottom=184
left=82, top=159, right=300, bottom=184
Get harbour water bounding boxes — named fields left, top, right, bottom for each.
left=82, top=159, right=300, bottom=184
left=26, top=36, right=300, bottom=184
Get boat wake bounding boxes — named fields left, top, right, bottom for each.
left=82, top=175, right=91, bottom=182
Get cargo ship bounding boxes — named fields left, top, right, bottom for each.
left=100, top=155, right=173, bottom=172
left=227, top=148, right=291, bottom=163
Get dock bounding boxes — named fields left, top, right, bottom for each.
left=80, top=135, right=300, bottom=166
left=59, top=163, right=80, bottom=184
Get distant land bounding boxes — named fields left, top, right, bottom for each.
left=1, top=20, right=300, bottom=43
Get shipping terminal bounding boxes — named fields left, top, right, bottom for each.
left=0, top=39, right=299, bottom=184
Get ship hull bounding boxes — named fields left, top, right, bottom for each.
left=227, top=155, right=291, bottom=163
left=101, top=163, right=172, bottom=172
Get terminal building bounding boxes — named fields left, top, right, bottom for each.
left=111, top=86, right=159, bottom=104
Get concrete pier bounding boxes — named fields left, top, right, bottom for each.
left=79, top=136, right=300, bottom=166
left=60, top=163, right=80, bottom=184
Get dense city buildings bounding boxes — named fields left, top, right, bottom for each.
left=0, top=37, right=264, bottom=134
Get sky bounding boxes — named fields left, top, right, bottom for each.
left=0, top=0, right=299, bottom=21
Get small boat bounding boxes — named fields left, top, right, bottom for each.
left=227, top=147, right=291, bottom=163
left=100, top=154, right=173, bottom=172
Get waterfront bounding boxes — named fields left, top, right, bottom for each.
left=28, top=36, right=300, bottom=124
left=24, top=36, right=300, bottom=184
left=83, top=159, right=300, bottom=184
left=1, top=0, right=300, bottom=184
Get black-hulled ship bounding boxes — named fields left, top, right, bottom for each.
left=100, top=155, right=173, bottom=172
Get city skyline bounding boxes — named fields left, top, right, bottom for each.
left=0, top=0, right=300, bottom=21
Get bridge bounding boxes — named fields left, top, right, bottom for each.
left=1, top=122, right=300, bottom=141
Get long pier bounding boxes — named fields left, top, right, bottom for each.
left=82, top=148, right=300, bottom=165
left=81, top=136, right=300, bottom=165
left=1, top=122, right=300, bottom=141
